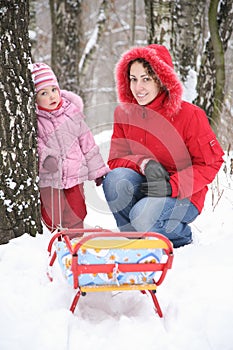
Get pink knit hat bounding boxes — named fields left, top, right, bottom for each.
left=31, top=63, right=60, bottom=93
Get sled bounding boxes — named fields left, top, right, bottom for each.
left=47, top=228, right=174, bottom=318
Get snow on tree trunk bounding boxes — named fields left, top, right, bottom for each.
left=144, top=0, right=173, bottom=48
left=171, top=0, right=207, bottom=82
left=0, top=0, right=42, bottom=244
left=144, top=0, right=207, bottom=81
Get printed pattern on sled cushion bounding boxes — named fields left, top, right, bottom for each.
left=56, top=238, right=163, bottom=287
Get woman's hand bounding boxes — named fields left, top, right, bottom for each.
left=140, top=179, right=172, bottom=197
left=141, top=160, right=172, bottom=197
left=144, top=160, right=170, bottom=181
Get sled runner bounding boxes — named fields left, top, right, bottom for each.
left=47, top=228, right=174, bottom=317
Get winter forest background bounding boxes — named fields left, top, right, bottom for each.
left=31, top=0, right=233, bottom=136
left=1, top=2, right=233, bottom=349
left=0, top=1, right=233, bottom=242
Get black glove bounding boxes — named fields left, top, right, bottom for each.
left=141, top=160, right=171, bottom=197
left=95, top=176, right=104, bottom=186
left=144, top=160, right=170, bottom=181
left=140, top=179, right=172, bottom=197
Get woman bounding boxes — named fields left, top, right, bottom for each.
left=103, top=44, right=224, bottom=248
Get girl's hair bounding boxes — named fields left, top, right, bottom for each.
left=127, top=58, right=168, bottom=95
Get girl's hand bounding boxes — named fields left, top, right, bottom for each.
left=95, top=176, right=104, bottom=186
left=43, top=156, right=58, bottom=173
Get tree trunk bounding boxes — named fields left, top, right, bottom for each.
left=78, top=0, right=109, bottom=77
left=195, top=0, right=233, bottom=131
left=29, top=0, right=37, bottom=62
left=144, top=0, right=173, bottom=48
left=49, top=0, right=109, bottom=101
left=49, top=0, right=82, bottom=93
left=144, top=0, right=207, bottom=81
left=208, top=0, right=225, bottom=128
left=171, top=0, right=207, bottom=82
left=131, top=0, right=136, bottom=45
left=0, top=0, right=42, bottom=244
left=144, top=0, right=233, bottom=135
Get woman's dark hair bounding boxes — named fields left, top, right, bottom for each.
left=128, top=58, right=156, bottom=80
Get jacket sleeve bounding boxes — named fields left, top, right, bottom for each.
left=169, top=109, right=224, bottom=199
left=108, top=112, right=146, bottom=173
left=78, top=119, right=109, bottom=180
left=37, top=124, right=60, bottom=173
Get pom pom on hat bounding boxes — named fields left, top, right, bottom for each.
left=31, top=63, right=60, bottom=93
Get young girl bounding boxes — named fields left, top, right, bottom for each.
left=32, top=62, right=109, bottom=232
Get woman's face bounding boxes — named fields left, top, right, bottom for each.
left=129, top=61, right=160, bottom=105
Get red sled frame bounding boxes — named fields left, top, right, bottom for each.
left=47, top=228, right=174, bottom=318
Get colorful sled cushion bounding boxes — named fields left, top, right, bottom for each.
left=56, top=238, right=163, bottom=287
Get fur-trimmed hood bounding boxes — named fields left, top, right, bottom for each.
left=115, top=44, right=183, bottom=117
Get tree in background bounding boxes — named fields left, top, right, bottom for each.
left=194, top=0, right=233, bottom=132
left=144, top=0, right=173, bottom=47
left=49, top=0, right=109, bottom=99
left=144, top=0, right=207, bottom=84
left=144, top=0, right=233, bottom=134
left=31, top=0, right=232, bottom=142
left=49, top=0, right=82, bottom=93
left=171, top=0, right=207, bottom=83
left=31, top=1, right=148, bottom=132
left=0, top=0, right=42, bottom=244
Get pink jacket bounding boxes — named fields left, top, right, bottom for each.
left=37, top=90, right=109, bottom=189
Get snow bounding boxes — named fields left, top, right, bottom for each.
left=182, top=69, right=198, bottom=102
left=0, top=140, right=233, bottom=350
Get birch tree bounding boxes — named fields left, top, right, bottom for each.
left=171, top=0, right=207, bottom=82
left=144, top=0, right=206, bottom=80
left=194, top=0, right=233, bottom=130
left=144, top=0, right=173, bottom=48
left=144, top=0, right=233, bottom=132
left=0, top=0, right=42, bottom=244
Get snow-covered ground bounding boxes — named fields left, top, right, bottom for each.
left=0, top=140, right=232, bottom=350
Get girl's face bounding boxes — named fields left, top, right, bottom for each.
left=129, top=61, right=160, bottom=105
left=36, top=85, right=61, bottom=110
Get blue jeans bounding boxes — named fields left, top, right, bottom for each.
left=103, top=168, right=199, bottom=248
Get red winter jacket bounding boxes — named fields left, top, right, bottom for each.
left=108, top=45, right=224, bottom=213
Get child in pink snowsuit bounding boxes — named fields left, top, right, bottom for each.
left=32, top=63, right=109, bottom=231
